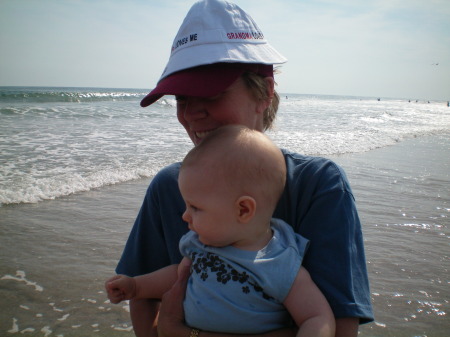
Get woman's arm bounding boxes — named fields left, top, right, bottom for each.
left=276, top=154, right=373, bottom=329
left=130, top=298, right=160, bottom=337
left=283, top=267, right=335, bottom=337
left=335, top=318, right=358, bottom=337
left=127, top=258, right=191, bottom=337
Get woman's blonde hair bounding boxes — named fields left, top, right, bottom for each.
left=242, top=71, right=280, bottom=131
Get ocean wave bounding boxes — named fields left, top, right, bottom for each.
left=0, top=87, right=147, bottom=103
left=0, top=165, right=161, bottom=205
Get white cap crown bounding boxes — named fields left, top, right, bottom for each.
left=159, top=0, right=287, bottom=81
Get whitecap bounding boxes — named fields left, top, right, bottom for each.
left=8, top=318, right=19, bottom=333
left=41, top=326, right=52, bottom=337
left=21, top=327, right=36, bottom=333
left=57, top=314, right=70, bottom=321
left=1, top=270, right=44, bottom=292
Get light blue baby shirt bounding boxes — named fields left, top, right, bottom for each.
left=179, top=218, right=310, bottom=333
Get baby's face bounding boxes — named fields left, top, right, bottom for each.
left=179, top=166, right=244, bottom=248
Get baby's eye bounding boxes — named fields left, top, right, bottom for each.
left=190, top=205, right=199, bottom=212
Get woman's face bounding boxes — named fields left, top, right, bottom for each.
left=176, top=77, right=270, bottom=145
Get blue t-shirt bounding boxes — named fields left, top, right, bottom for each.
left=179, top=219, right=309, bottom=333
left=116, top=149, right=374, bottom=323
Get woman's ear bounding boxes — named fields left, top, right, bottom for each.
left=256, top=77, right=275, bottom=115
left=264, top=76, right=275, bottom=100
left=236, top=196, right=256, bottom=223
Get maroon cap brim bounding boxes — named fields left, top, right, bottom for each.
left=140, top=63, right=273, bottom=107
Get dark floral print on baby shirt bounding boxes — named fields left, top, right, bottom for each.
left=190, top=251, right=275, bottom=301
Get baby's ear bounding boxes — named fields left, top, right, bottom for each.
left=236, top=196, right=256, bottom=223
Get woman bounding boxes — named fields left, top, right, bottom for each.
left=116, top=1, right=373, bottom=336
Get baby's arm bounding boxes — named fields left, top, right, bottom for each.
left=105, top=258, right=191, bottom=304
left=283, top=267, right=336, bottom=337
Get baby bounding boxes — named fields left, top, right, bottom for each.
left=106, top=125, right=335, bottom=336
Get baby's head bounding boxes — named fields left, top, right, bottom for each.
left=180, top=125, right=286, bottom=220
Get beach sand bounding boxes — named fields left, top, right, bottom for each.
left=333, top=134, right=449, bottom=336
left=1, top=134, right=449, bottom=336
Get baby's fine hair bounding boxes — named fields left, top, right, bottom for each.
left=182, top=125, right=286, bottom=210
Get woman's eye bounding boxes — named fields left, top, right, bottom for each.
left=190, top=205, right=199, bottom=212
left=205, top=92, right=223, bottom=102
left=175, top=95, right=187, bottom=103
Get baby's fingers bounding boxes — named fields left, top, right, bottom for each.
left=105, top=275, right=122, bottom=291
left=108, top=289, right=125, bottom=304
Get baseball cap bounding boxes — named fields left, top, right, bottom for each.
left=141, top=0, right=287, bottom=107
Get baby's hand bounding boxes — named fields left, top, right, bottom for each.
left=105, top=275, right=136, bottom=304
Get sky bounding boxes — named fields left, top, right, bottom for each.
left=1, top=0, right=449, bottom=100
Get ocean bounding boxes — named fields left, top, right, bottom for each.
left=0, top=86, right=449, bottom=336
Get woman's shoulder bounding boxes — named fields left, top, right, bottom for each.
left=281, top=148, right=339, bottom=170
left=280, top=149, right=351, bottom=194
left=145, top=162, right=183, bottom=200
left=151, top=162, right=182, bottom=184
